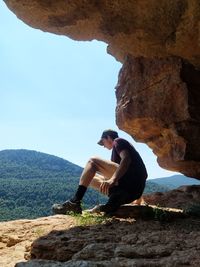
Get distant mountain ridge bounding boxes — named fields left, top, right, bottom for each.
left=151, top=175, right=200, bottom=189
left=0, top=149, right=83, bottom=179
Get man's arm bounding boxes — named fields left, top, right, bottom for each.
left=100, top=149, right=132, bottom=195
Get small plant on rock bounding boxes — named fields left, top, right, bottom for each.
left=153, top=205, right=170, bottom=222
left=184, top=203, right=200, bottom=217
left=68, top=211, right=109, bottom=226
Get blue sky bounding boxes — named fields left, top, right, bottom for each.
left=0, top=2, right=179, bottom=179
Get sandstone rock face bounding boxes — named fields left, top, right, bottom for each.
left=16, top=215, right=200, bottom=267
left=116, top=56, right=200, bottom=178
left=0, top=215, right=76, bottom=267
left=144, top=184, right=200, bottom=209
left=3, top=0, right=200, bottom=178
left=3, top=0, right=200, bottom=66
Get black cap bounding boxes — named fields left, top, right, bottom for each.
left=97, top=129, right=118, bottom=146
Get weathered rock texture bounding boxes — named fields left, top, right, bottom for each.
left=116, top=56, right=200, bottom=178
left=17, top=217, right=200, bottom=267
left=3, top=0, right=200, bottom=65
left=0, top=215, right=76, bottom=267
left=0, top=185, right=199, bottom=267
left=144, top=184, right=200, bottom=209
left=3, top=0, right=200, bottom=178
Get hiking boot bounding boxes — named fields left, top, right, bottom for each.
left=52, top=200, right=82, bottom=215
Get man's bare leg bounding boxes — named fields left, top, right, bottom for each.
left=69, top=157, right=109, bottom=203
left=78, top=158, right=97, bottom=187
left=79, top=157, right=119, bottom=189
left=69, top=157, right=119, bottom=207
left=52, top=157, right=119, bottom=214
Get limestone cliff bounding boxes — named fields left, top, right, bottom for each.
left=3, top=0, right=200, bottom=178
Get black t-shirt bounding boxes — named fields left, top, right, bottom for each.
left=111, top=138, right=148, bottom=192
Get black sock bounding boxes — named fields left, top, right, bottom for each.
left=71, top=185, right=87, bottom=203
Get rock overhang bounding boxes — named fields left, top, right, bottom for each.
left=3, top=0, right=200, bottom=178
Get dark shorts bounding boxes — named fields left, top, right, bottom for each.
left=100, top=180, right=146, bottom=213
left=117, top=174, right=146, bottom=194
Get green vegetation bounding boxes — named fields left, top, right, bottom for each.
left=0, top=176, right=107, bottom=221
left=184, top=203, right=200, bottom=217
left=0, top=149, right=107, bottom=221
left=70, top=211, right=109, bottom=226
left=0, top=149, right=170, bottom=222
left=153, top=205, right=170, bottom=222
left=0, top=149, right=82, bottom=179
left=143, top=181, right=170, bottom=194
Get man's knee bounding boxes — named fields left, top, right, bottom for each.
left=89, top=156, right=102, bottom=171
left=87, top=157, right=99, bottom=171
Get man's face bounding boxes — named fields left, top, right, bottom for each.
left=101, top=136, right=113, bottom=150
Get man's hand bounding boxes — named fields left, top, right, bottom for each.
left=100, top=178, right=116, bottom=195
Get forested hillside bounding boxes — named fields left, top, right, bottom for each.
left=0, top=149, right=169, bottom=221
left=0, top=149, right=82, bottom=179
left=0, top=149, right=107, bottom=221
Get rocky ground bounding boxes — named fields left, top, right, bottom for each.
left=0, top=186, right=200, bottom=267
left=0, top=215, right=75, bottom=267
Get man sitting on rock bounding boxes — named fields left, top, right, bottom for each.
left=52, top=129, right=148, bottom=214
